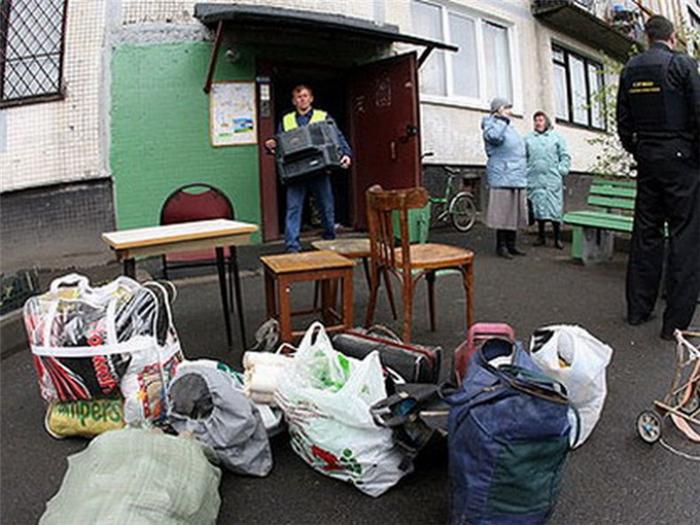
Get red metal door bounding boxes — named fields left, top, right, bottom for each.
left=349, top=53, right=421, bottom=228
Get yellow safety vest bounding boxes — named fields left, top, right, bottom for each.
left=282, top=109, right=327, bottom=131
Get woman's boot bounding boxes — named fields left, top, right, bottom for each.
left=534, top=220, right=546, bottom=246
left=506, top=231, right=527, bottom=256
left=496, top=230, right=512, bottom=259
left=553, top=221, right=564, bottom=249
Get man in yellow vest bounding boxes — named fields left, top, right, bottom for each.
left=265, top=85, right=352, bottom=253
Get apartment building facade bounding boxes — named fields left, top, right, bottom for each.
left=0, top=0, right=693, bottom=270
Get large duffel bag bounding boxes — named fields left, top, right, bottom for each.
left=447, top=338, right=575, bottom=525
left=332, top=326, right=442, bottom=383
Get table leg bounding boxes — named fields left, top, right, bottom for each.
left=321, top=279, right=333, bottom=325
left=123, top=258, right=136, bottom=279
left=342, top=269, right=354, bottom=330
left=216, top=247, right=233, bottom=349
left=278, top=276, right=293, bottom=343
left=264, top=268, right=276, bottom=319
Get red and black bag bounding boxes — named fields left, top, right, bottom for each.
left=332, top=326, right=442, bottom=384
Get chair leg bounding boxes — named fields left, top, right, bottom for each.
left=402, top=278, right=414, bottom=343
left=161, top=255, right=169, bottom=280
left=365, top=264, right=381, bottom=328
left=426, top=271, right=436, bottom=331
left=462, top=262, right=474, bottom=329
left=382, top=268, right=398, bottom=321
left=229, top=246, right=247, bottom=347
left=216, top=247, right=233, bottom=349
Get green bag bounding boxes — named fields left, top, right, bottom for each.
left=40, top=428, right=221, bottom=525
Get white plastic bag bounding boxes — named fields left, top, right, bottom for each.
left=530, top=325, right=613, bottom=448
left=276, top=322, right=411, bottom=497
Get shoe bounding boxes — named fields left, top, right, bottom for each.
left=533, top=237, right=546, bottom=247
left=509, top=247, right=527, bottom=256
left=497, top=247, right=513, bottom=259
left=628, top=313, right=654, bottom=326
left=554, top=239, right=564, bottom=250
left=660, top=330, right=675, bottom=341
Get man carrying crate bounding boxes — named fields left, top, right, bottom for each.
left=265, top=85, right=352, bottom=253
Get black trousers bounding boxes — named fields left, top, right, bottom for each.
left=627, top=139, right=700, bottom=333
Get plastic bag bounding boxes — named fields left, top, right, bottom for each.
left=168, top=362, right=273, bottom=477
left=24, top=274, right=184, bottom=426
left=530, top=325, right=613, bottom=448
left=39, top=428, right=221, bottom=525
left=276, top=322, right=411, bottom=497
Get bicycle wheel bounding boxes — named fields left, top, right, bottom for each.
left=449, top=192, right=477, bottom=232
left=430, top=200, right=447, bottom=228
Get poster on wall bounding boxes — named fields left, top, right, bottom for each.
left=209, top=81, right=257, bottom=147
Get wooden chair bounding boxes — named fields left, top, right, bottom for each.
left=160, top=183, right=246, bottom=346
left=365, top=185, right=474, bottom=342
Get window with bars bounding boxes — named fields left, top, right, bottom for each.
left=552, top=46, right=606, bottom=130
left=0, top=0, right=68, bottom=107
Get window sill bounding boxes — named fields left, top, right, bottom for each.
left=0, top=92, right=65, bottom=109
left=555, top=119, right=607, bottom=133
left=420, top=94, right=523, bottom=117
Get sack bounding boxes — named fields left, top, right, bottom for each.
left=371, top=383, right=455, bottom=461
left=168, top=362, right=273, bottom=477
left=45, top=399, right=125, bottom=439
left=276, top=322, right=411, bottom=497
left=453, top=323, right=515, bottom=384
left=530, top=325, right=613, bottom=448
left=24, top=274, right=183, bottom=426
left=332, top=326, right=442, bottom=383
left=448, top=338, right=573, bottom=525
left=39, top=428, right=221, bottom=525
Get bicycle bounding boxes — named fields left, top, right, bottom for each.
left=428, top=165, right=478, bottom=232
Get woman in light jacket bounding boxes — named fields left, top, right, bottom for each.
left=525, top=111, right=571, bottom=249
left=481, top=97, right=529, bottom=259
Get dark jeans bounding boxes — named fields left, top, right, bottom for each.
left=627, top=139, right=700, bottom=333
left=285, top=174, right=335, bottom=253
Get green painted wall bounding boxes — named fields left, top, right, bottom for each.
left=110, top=42, right=260, bottom=239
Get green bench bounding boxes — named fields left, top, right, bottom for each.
left=564, top=179, right=636, bottom=263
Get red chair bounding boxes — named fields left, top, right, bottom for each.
left=160, top=183, right=246, bottom=347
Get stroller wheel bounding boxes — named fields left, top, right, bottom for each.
left=636, top=411, right=662, bottom=444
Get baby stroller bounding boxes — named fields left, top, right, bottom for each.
left=636, top=329, right=700, bottom=444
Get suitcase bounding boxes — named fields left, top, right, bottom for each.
left=453, top=323, right=515, bottom=385
left=332, top=326, right=442, bottom=383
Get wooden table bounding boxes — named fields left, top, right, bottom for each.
left=102, top=219, right=258, bottom=348
left=311, top=237, right=397, bottom=319
left=260, top=250, right=355, bottom=343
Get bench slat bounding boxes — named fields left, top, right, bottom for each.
left=563, top=210, right=634, bottom=232
left=591, top=178, right=637, bottom=189
left=587, top=195, right=636, bottom=211
left=589, top=185, right=637, bottom=198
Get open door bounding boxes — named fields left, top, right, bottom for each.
left=350, top=53, right=421, bottom=229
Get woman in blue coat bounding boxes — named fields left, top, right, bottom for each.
left=481, top=98, right=529, bottom=259
left=525, top=111, right=571, bottom=249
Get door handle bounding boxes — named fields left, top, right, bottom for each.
left=399, top=124, right=418, bottom=143
left=390, top=140, right=397, bottom=160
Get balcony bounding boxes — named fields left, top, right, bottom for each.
left=532, top=0, right=644, bottom=62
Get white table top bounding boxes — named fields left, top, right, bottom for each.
left=102, top=219, right=258, bottom=251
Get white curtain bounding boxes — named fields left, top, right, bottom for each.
left=412, top=0, right=447, bottom=96
left=483, top=22, right=512, bottom=103
left=449, top=13, right=479, bottom=98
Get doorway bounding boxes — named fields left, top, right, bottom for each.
left=272, top=65, right=352, bottom=236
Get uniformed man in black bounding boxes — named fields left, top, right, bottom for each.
left=616, top=15, right=700, bottom=339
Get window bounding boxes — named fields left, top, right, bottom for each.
left=0, top=0, right=68, bottom=107
left=552, top=46, right=605, bottom=130
left=412, top=0, right=514, bottom=105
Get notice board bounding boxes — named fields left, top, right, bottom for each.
left=209, top=81, right=257, bottom=147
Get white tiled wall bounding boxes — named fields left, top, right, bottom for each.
left=0, top=0, right=108, bottom=192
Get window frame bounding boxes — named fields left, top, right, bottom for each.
left=552, top=44, right=606, bottom=131
left=413, top=0, right=519, bottom=112
left=0, top=0, right=69, bottom=108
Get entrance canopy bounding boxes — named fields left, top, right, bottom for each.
left=193, top=3, right=458, bottom=92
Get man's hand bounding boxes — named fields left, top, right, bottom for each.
left=264, top=138, right=277, bottom=153
left=340, top=155, right=351, bottom=169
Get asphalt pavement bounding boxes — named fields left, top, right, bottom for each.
left=2, top=224, right=699, bottom=524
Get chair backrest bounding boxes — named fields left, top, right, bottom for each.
left=366, top=185, right=429, bottom=273
left=161, top=183, right=235, bottom=225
